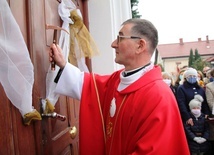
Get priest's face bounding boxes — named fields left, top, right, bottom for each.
left=111, top=23, right=141, bottom=69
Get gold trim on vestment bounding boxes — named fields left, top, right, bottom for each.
left=92, top=73, right=106, bottom=143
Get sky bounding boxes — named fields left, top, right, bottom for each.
left=137, top=0, right=214, bottom=44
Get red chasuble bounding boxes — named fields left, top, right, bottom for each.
left=79, top=66, right=190, bottom=155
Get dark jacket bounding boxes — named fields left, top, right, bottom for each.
left=176, top=81, right=210, bottom=122
left=170, top=85, right=177, bottom=96
left=184, top=113, right=210, bottom=153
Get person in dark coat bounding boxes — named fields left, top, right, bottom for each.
left=177, top=68, right=211, bottom=126
left=184, top=95, right=210, bottom=155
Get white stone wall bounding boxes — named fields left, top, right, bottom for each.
left=88, top=0, right=132, bottom=74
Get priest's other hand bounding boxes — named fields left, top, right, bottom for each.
left=49, top=44, right=66, bottom=69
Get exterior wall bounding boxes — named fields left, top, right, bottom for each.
left=88, top=0, right=132, bottom=74
left=163, top=57, right=188, bottom=73
left=163, top=55, right=212, bottom=74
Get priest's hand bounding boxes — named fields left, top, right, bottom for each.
left=49, top=44, right=66, bottom=69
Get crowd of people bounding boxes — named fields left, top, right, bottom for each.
left=162, top=66, right=214, bottom=155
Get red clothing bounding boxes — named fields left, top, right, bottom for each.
left=80, top=66, right=190, bottom=155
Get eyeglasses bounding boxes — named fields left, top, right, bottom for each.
left=117, top=35, right=141, bottom=44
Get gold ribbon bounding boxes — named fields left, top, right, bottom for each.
left=44, top=99, right=55, bottom=114
left=23, top=109, right=42, bottom=125
left=69, top=9, right=99, bottom=65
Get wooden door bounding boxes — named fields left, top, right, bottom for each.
left=0, top=1, right=40, bottom=154
left=0, top=0, right=89, bottom=154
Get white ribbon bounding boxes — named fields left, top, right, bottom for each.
left=43, top=0, right=89, bottom=110
left=0, top=0, right=34, bottom=116
left=58, top=0, right=88, bottom=72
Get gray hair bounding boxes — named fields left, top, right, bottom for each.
left=122, top=18, right=158, bottom=54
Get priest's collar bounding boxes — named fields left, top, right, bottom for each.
left=118, top=63, right=154, bottom=91
left=123, top=62, right=151, bottom=77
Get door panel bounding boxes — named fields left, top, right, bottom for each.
left=0, top=85, right=14, bottom=155
left=0, top=0, right=39, bottom=154
left=42, top=0, right=80, bottom=154
left=0, top=0, right=88, bottom=154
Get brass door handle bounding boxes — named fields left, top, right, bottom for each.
left=41, top=112, right=66, bottom=121
left=70, top=126, right=77, bottom=139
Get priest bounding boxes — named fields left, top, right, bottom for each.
left=49, top=18, right=190, bottom=155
